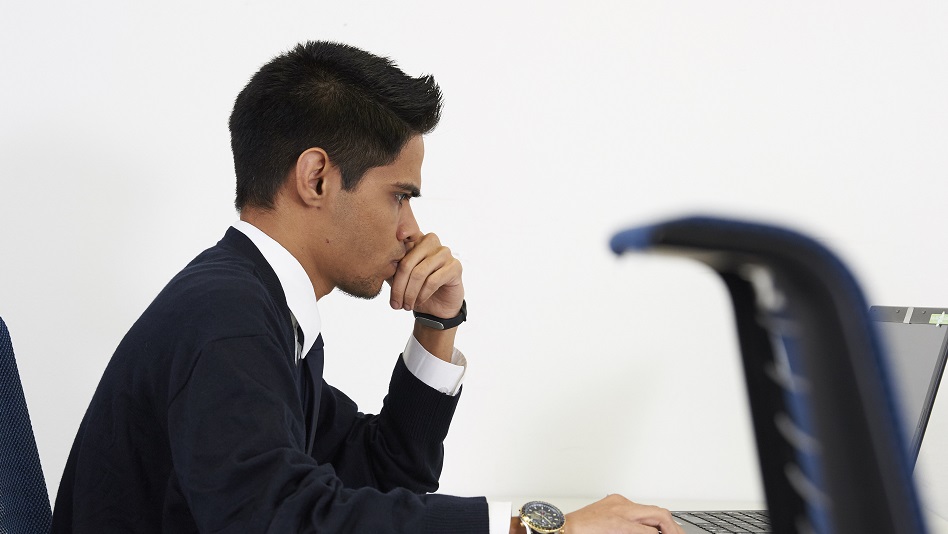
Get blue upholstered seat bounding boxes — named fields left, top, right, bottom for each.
left=0, top=317, right=52, bottom=533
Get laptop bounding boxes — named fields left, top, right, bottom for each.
left=671, top=305, right=948, bottom=534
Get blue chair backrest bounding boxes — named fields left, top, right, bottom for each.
left=611, top=216, right=926, bottom=534
left=0, top=317, right=52, bottom=533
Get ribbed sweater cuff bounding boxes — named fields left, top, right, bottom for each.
left=424, top=494, right=490, bottom=533
left=385, top=355, right=462, bottom=443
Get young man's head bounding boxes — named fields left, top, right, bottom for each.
left=229, top=41, right=443, bottom=211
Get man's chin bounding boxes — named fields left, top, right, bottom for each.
left=337, top=279, right=384, bottom=301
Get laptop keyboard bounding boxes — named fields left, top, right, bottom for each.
left=672, top=511, right=771, bottom=533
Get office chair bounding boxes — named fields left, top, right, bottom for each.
left=0, top=316, right=52, bottom=533
left=610, top=216, right=926, bottom=534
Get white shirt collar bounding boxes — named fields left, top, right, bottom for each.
left=232, top=220, right=322, bottom=357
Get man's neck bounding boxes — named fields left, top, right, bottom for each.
left=238, top=209, right=333, bottom=300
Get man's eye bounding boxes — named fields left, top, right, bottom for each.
left=394, top=193, right=409, bottom=203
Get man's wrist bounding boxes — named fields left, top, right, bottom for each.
left=412, top=322, right=458, bottom=363
left=509, top=517, right=526, bottom=534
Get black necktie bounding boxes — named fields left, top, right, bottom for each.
left=297, top=332, right=324, bottom=455
left=295, top=324, right=304, bottom=366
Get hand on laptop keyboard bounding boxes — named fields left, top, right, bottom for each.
left=563, top=494, right=685, bottom=534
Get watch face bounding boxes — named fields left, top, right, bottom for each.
left=521, top=501, right=565, bottom=532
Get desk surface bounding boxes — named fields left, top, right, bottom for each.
left=507, top=497, right=948, bottom=533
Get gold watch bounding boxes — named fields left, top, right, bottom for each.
left=519, top=501, right=566, bottom=534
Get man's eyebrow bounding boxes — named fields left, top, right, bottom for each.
left=394, top=182, right=421, bottom=198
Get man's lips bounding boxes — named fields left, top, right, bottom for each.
left=386, top=260, right=400, bottom=286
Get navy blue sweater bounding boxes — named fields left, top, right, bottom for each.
left=51, top=228, right=488, bottom=533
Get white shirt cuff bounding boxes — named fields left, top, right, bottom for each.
left=401, top=335, right=466, bottom=396
left=488, top=501, right=513, bottom=534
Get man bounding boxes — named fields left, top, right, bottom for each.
left=51, top=41, right=682, bottom=534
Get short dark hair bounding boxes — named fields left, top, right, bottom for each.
left=229, top=41, right=443, bottom=210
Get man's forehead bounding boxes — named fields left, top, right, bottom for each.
left=357, top=168, right=421, bottom=194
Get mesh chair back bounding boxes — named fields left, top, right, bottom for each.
left=611, top=216, right=927, bottom=534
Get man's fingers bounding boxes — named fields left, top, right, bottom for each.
left=413, top=257, right=461, bottom=308
left=399, top=255, right=439, bottom=310
left=395, top=247, right=457, bottom=311
left=389, top=233, right=438, bottom=308
left=630, top=505, right=682, bottom=534
left=389, top=232, right=462, bottom=312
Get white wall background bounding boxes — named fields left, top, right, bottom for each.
left=2, top=0, right=947, bottom=519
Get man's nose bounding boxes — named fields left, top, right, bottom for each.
left=396, top=202, right=420, bottom=243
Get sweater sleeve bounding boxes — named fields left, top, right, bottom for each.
left=310, top=355, right=463, bottom=493
left=166, top=335, right=488, bottom=533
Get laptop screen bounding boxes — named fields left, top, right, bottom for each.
left=869, top=306, right=948, bottom=464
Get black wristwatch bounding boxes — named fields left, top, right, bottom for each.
left=413, top=300, right=467, bottom=330
left=520, top=501, right=566, bottom=534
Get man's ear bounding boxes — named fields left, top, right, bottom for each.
left=294, top=147, right=341, bottom=207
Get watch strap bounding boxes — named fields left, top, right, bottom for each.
left=413, top=300, right=467, bottom=330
